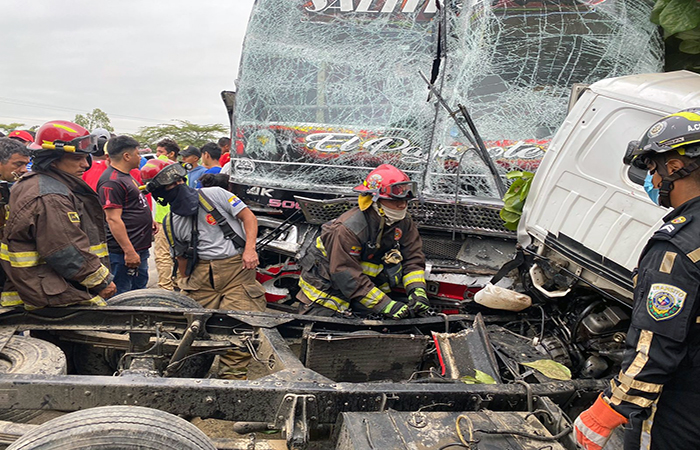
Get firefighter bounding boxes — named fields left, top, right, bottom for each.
left=0, top=120, right=116, bottom=308
left=140, top=159, right=265, bottom=379
left=575, top=109, right=700, bottom=450
left=297, top=164, right=429, bottom=319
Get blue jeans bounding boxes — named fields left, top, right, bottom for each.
left=109, top=249, right=150, bottom=295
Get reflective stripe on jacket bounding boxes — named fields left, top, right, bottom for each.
left=297, top=206, right=426, bottom=313
left=0, top=170, right=113, bottom=308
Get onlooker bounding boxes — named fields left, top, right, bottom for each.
left=152, top=138, right=180, bottom=290
left=141, top=159, right=265, bottom=379
left=1, top=120, right=115, bottom=308
left=0, top=138, right=31, bottom=184
left=218, top=137, right=231, bottom=167
left=97, top=136, right=155, bottom=295
left=7, top=130, right=33, bottom=145
left=200, top=142, right=222, bottom=176
left=181, top=146, right=206, bottom=188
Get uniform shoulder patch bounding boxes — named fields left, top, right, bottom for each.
left=647, top=283, right=686, bottom=321
left=654, top=215, right=692, bottom=239
left=67, top=212, right=80, bottom=223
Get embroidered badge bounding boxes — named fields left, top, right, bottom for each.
left=349, top=245, right=361, bottom=256
left=672, top=216, right=687, bottom=224
left=394, top=228, right=403, bottom=240
left=67, top=212, right=80, bottom=223
left=205, top=214, right=217, bottom=225
left=365, top=174, right=383, bottom=189
left=228, top=195, right=242, bottom=207
left=647, top=283, right=686, bottom=321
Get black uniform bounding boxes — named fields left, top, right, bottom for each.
left=604, top=196, right=700, bottom=450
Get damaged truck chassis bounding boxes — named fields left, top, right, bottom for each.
left=0, top=302, right=607, bottom=449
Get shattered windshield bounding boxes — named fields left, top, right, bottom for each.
left=232, top=0, right=662, bottom=198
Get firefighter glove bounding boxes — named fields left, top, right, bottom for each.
left=408, top=287, right=430, bottom=315
left=574, top=394, right=628, bottom=450
left=381, top=300, right=409, bottom=320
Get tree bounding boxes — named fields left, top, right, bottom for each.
left=0, top=123, right=27, bottom=134
left=652, top=0, right=700, bottom=72
left=74, top=108, right=114, bottom=133
left=129, top=120, right=229, bottom=149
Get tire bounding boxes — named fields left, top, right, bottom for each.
left=7, top=405, right=216, bottom=450
left=107, top=288, right=203, bottom=308
left=72, top=289, right=213, bottom=378
left=0, top=336, right=67, bottom=424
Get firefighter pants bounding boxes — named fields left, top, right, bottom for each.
left=177, top=254, right=266, bottom=379
left=154, top=227, right=176, bottom=291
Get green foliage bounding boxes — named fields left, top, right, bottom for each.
left=499, top=171, right=534, bottom=231
left=0, top=123, right=27, bottom=134
left=460, top=370, right=497, bottom=385
left=129, top=120, right=229, bottom=149
left=74, top=108, right=115, bottom=133
left=652, top=0, right=700, bottom=71
left=522, top=360, right=572, bottom=381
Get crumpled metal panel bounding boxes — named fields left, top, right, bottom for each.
left=303, top=331, right=430, bottom=382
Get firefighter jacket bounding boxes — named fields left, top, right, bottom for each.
left=298, top=206, right=426, bottom=314
left=603, top=196, right=700, bottom=449
left=0, top=170, right=113, bottom=308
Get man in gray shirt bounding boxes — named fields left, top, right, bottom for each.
left=140, top=159, right=265, bottom=379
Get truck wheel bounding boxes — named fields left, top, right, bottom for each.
left=0, top=336, right=67, bottom=424
left=7, top=405, right=217, bottom=450
left=72, top=289, right=214, bottom=378
left=107, top=289, right=204, bottom=308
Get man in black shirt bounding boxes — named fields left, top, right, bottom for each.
left=97, top=136, right=155, bottom=294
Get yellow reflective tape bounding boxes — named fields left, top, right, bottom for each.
left=0, top=243, right=43, bottom=268
left=79, top=295, right=107, bottom=307
left=89, top=243, right=109, bottom=258
left=609, top=383, right=655, bottom=408
left=377, top=282, right=391, bottom=293
left=0, top=291, right=23, bottom=307
left=52, top=123, right=77, bottom=133
left=359, top=286, right=386, bottom=309
left=198, top=193, right=214, bottom=211
left=402, top=270, right=425, bottom=286
left=298, top=276, right=349, bottom=312
left=687, top=247, right=700, bottom=264
left=624, top=330, right=653, bottom=378
left=315, top=237, right=327, bottom=257
left=659, top=252, right=676, bottom=274
left=80, top=264, right=110, bottom=289
left=361, top=261, right=383, bottom=277
left=618, top=371, right=663, bottom=394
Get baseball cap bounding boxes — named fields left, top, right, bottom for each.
left=8, top=130, right=34, bottom=144
left=181, top=145, right=201, bottom=158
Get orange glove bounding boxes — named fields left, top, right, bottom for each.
left=574, top=394, right=628, bottom=450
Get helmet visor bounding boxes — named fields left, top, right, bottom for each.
left=153, top=163, right=188, bottom=187
left=48, top=134, right=100, bottom=153
left=387, top=181, right=417, bottom=199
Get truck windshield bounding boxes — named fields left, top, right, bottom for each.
left=232, top=0, right=662, bottom=199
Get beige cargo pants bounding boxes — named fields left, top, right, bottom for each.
left=177, top=254, right=266, bottom=379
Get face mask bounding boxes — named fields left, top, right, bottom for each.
left=159, top=184, right=199, bottom=216
left=644, top=172, right=659, bottom=205
left=373, top=202, right=407, bottom=225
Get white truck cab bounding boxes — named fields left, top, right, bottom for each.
left=520, top=71, right=700, bottom=304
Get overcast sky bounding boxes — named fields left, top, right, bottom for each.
left=0, top=0, right=256, bottom=134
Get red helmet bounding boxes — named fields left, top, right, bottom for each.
left=140, top=158, right=188, bottom=193
left=7, top=130, right=33, bottom=144
left=29, top=120, right=97, bottom=154
left=353, top=164, right=417, bottom=200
